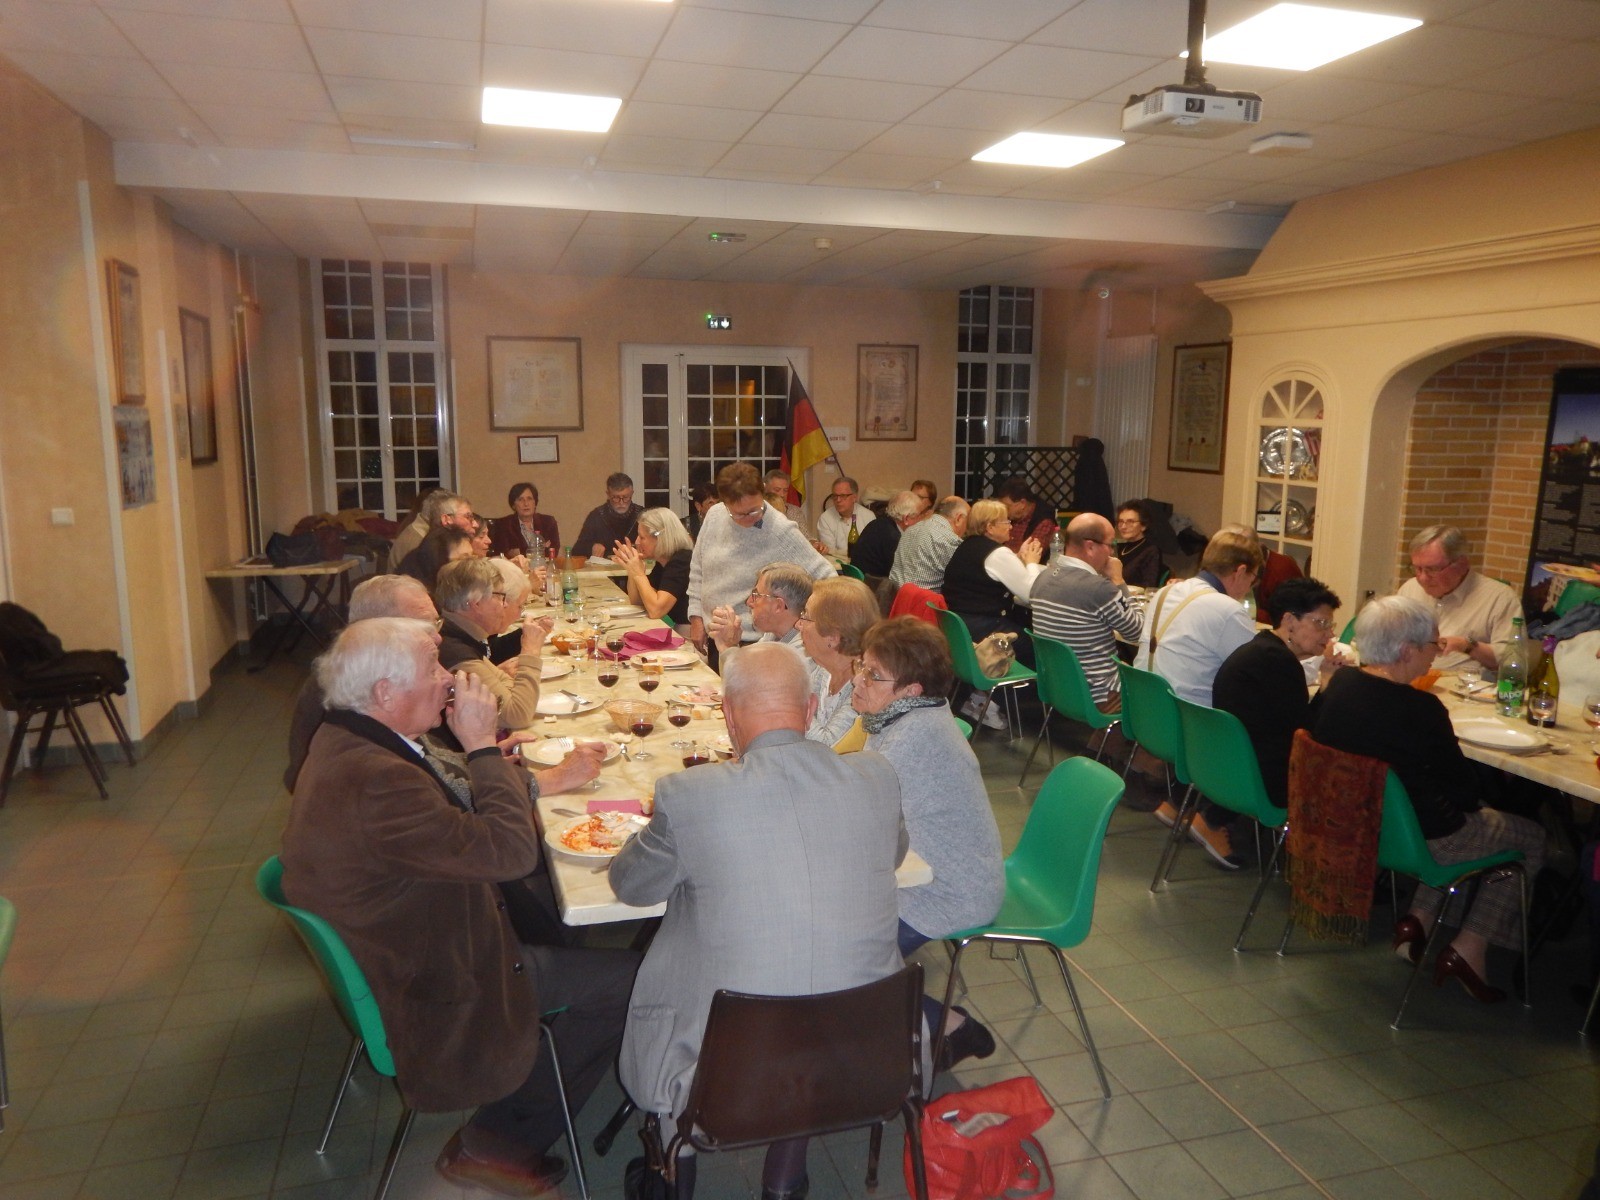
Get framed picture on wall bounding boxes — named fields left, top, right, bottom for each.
left=107, top=259, right=145, bottom=404
left=489, top=336, right=584, bottom=430
left=518, top=435, right=560, bottom=464
left=1168, top=341, right=1230, bottom=474
left=180, top=308, right=218, bottom=464
left=856, top=344, right=917, bottom=440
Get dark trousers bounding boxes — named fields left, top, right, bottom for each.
left=465, top=945, right=639, bottom=1163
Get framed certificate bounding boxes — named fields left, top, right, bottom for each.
left=489, top=336, right=583, bottom=431
left=856, top=344, right=917, bottom=441
left=1168, top=342, right=1230, bottom=474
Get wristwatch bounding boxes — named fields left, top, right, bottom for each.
left=1465, top=637, right=1479, bottom=654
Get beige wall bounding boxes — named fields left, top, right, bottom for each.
left=1204, top=127, right=1600, bottom=615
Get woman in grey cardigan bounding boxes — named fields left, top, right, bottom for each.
left=852, top=616, right=1006, bottom=1071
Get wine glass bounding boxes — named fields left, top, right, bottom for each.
left=1528, top=689, right=1558, bottom=728
left=1583, top=693, right=1600, bottom=732
left=667, top=703, right=693, bottom=750
left=630, top=716, right=654, bottom=760
left=597, top=663, right=620, bottom=690
left=682, top=741, right=711, bottom=769
left=638, top=659, right=662, bottom=696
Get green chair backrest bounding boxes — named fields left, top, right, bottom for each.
left=1032, top=634, right=1116, bottom=731
left=931, top=606, right=990, bottom=692
left=1115, top=664, right=1188, bottom=784
left=1174, top=698, right=1286, bottom=828
left=1555, top=580, right=1600, bottom=618
left=839, top=563, right=866, bottom=582
left=953, top=717, right=973, bottom=740
left=0, top=895, right=15, bottom=966
left=1001, top=758, right=1125, bottom=948
left=256, top=857, right=398, bottom=1078
left=1338, top=615, right=1356, bottom=645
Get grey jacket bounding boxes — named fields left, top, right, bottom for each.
left=611, top=728, right=906, bottom=1117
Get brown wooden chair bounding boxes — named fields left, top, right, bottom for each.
left=650, top=964, right=930, bottom=1200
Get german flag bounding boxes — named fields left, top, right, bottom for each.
left=779, top=366, right=837, bottom=505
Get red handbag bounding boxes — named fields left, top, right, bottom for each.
left=905, top=1076, right=1056, bottom=1200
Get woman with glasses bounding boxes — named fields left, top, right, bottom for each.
left=796, top=576, right=881, bottom=746
left=1114, top=499, right=1165, bottom=588
left=613, top=507, right=694, bottom=625
left=850, top=617, right=1004, bottom=1072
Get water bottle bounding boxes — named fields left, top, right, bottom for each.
left=1048, top=526, right=1064, bottom=561
left=546, top=544, right=562, bottom=606
left=1496, top=618, right=1528, bottom=718
left=561, top=549, right=580, bottom=613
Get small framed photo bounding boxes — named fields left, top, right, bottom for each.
left=857, top=344, right=917, bottom=440
left=108, top=259, right=145, bottom=404
left=1168, top=342, right=1231, bottom=474
left=489, top=336, right=583, bottom=431
left=179, top=309, right=217, bottom=464
left=518, top=435, right=560, bottom=464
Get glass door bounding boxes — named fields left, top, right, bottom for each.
left=621, top=345, right=810, bottom=516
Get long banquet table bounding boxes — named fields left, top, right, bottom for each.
left=524, top=573, right=931, bottom=926
left=1434, top=670, right=1600, bottom=805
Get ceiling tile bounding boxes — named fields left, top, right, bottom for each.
left=919, top=160, right=1056, bottom=196
left=654, top=7, right=851, bottom=72
left=578, top=211, right=693, bottom=237
left=325, top=76, right=480, bottom=122
left=0, top=1, right=140, bottom=57
left=709, top=142, right=845, bottom=177
left=157, top=188, right=288, bottom=252
left=476, top=205, right=585, bottom=237
left=1102, top=175, right=1247, bottom=207
left=482, top=44, right=647, bottom=96
left=1255, top=122, right=1419, bottom=159
left=360, top=199, right=475, bottom=227
left=1030, top=0, right=1185, bottom=55
left=1089, top=141, right=1229, bottom=175
left=773, top=76, right=943, bottom=123
left=214, top=123, right=351, bottom=151
left=158, top=63, right=332, bottom=109
left=1031, top=100, right=1128, bottom=140
left=631, top=60, right=799, bottom=110
left=811, top=26, right=1010, bottom=87
left=598, top=133, right=732, bottom=172
left=485, top=0, right=672, bottom=57
left=58, top=91, right=205, bottom=138
left=1254, top=74, right=1427, bottom=123
left=378, top=235, right=474, bottom=263
left=190, top=102, right=341, bottom=139
left=961, top=45, right=1162, bottom=101
left=902, top=89, right=1071, bottom=133
left=306, top=27, right=480, bottom=88
left=610, top=100, right=762, bottom=142
left=1005, top=170, right=1162, bottom=201
left=1359, top=130, right=1519, bottom=169
left=862, top=0, right=1072, bottom=41
left=741, top=112, right=889, bottom=152
left=1315, top=23, right=1548, bottom=88
left=1454, top=0, right=1600, bottom=37
left=108, top=10, right=316, bottom=71
left=553, top=234, right=662, bottom=275
left=102, top=0, right=293, bottom=20
left=683, top=0, right=875, bottom=20
left=1458, top=98, right=1600, bottom=143
left=812, top=152, right=962, bottom=188
left=1355, top=86, right=1541, bottom=134
left=471, top=238, right=567, bottom=274
left=1468, top=43, right=1600, bottom=100
left=860, top=123, right=1002, bottom=160
left=291, top=0, right=484, bottom=39
left=343, top=116, right=479, bottom=146
left=2, top=49, right=176, bottom=99
left=472, top=124, right=609, bottom=159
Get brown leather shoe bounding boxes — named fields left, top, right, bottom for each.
left=436, top=1132, right=569, bottom=1198
left=1434, top=947, right=1506, bottom=1004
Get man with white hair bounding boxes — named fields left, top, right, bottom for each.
left=890, top=496, right=967, bottom=592
left=708, top=562, right=814, bottom=663
left=850, top=490, right=919, bottom=582
left=612, top=642, right=906, bottom=1200
left=282, top=619, right=636, bottom=1196
left=1397, top=524, right=1518, bottom=672
left=436, top=557, right=550, bottom=731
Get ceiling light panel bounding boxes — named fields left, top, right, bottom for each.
left=973, top=132, right=1124, bottom=169
left=482, top=86, right=622, bottom=131
left=1203, top=4, right=1423, bottom=72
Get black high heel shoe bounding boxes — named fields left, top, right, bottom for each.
left=1392, top=916, right=1426, bottom=966
left=1434, top=946, right=1506, bottom=1004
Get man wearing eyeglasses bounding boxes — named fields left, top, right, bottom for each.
left=434, top=557, right=552, bottom=733
left=1029, top=513, right=1142, bottom=712
left=708, top=564, right=814, bottom=667
left=1213, top=576, right=1345, bottom=807
left=813, top=474, right=877, bottom=558
left=1397, top=525, right=1517, bottom=673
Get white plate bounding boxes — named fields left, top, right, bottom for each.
left=1452, top=717, right=1543, bottom=752
left=544, top=813, right=645, bottom=860
left=707, top=733, right=734, bottom=757
left=585, top=557, right=616, bottom=567
left=677, top=686, right=722, bottom=706
left=603, top=604, right=644, bottom=617
left=638, top=650, right=697, bottom=669
left=535, top=693, right=602, bottom=716
left=540, top=661, right=574, bottom=681
left=522, top=737, right=622, bottom=766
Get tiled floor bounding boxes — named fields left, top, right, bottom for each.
left=0, top=656, right=1597, bottom=1200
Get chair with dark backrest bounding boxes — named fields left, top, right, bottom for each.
left=256, top=857, right=590, bottom=1200
left=930, top=606, right=1036, bottom=738
left=935, top=759, right=1124, bottom=1102
left=1019, top=634, right=1118, bottom=785
left=655, top=964, right=930, bottom=1200
left=1277, top=764, right=1530, bottom=1030
left=1168, top=700, right=1288, bottom=949
left=0, top=895, right=14, bottom=1133
left=0, top=651, right=116, bottom=804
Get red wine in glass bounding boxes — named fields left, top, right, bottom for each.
left=598, top=671, right=620, bottom=689
left=668, top=711, right=691, bottom=728
left=631, top=719, right=654, bottom=738
left=682, top=752, right=711, bottom=768
left=639, top=677, right=660, bottom=694
left=606, top=637, right=625, bottom=655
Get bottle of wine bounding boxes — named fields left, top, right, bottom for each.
left=1527, top=634, right=1559, bottom=728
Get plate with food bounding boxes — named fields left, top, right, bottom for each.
left=1542, top=562, right=1600, bottom=585
left=707, top=733, right=735, bottom=757
left=639, top=650, right=698, bottom=670
left=546, top=812, right=646, bottom=860
left=535, top=693, right=601, bottom=716
left=677, top=685, right=722, bottom=706
left=540, top=661, right=574, bottom=681
left=521, top=737, right=622, bottom=766
left=603, top=604, right=644, bottom=618
left=1451, top=717, right=1543, bottom=753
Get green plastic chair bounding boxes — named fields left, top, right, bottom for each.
left=1116, top=665, right=1198, bottom=889
left=953, top=717, right=973, bottom=740
left=1276, top=763, right=1529, bottom=1029
left=1338, top=615, right=1357, bottom=645
left=257, top=858, right=589, bottom=1200
left=839, top=562, right=866, bottom=582
left=1020, top=635, right=1118, bottom=786
left=0, top=895, right=13, bottom=1133
left=1167, top=700, right=1288, bottom=950
left=935, top=758, right=1125, bottom=1101
left=930, top=606, right=1036, bottom=738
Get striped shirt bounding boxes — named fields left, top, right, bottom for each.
left=1029, top=556, right=1143, bottom=702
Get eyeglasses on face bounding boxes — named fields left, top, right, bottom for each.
left=851, top=657, right=898, bottom=685
left=796, top=612, right=814, bottom=624
left=747, top=590, right=775, bottom=602
left=1298, top=615, right=1334, bottom=630
left=729, top=503, right=764, bottom=521
left=1412, top=559, right=1461, bottom=578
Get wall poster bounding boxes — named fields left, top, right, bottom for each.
left=488, top=336, right=583, bottom=430
left=856, top=344, right=917, bottom=440
left=1525, top=367, right=1600, bottom=613
left=1168, top=342, right=1230, bottom=474
left=115, top=405, right=156, bottom=507
left=108, top=259, right=145, bottom=404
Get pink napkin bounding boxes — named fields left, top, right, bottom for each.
left=588, top=798, right=646, bottom=815
left=607, top=627, right=686, bottom=661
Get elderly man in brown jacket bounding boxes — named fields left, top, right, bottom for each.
left=282, top=617, right=636, bottom=1197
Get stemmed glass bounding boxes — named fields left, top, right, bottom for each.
left=638, top=659, right=663, bottom=697
left=1583, top=693, right=1600, bottom=743
left=667, top=703, right=693, bottom=752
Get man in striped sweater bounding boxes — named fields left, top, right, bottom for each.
left=1028, top=513, right=1143, bottom=712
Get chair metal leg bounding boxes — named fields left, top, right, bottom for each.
left=541, top=1020, right=590, bottom=1200
left=1234, top=828, right=1286, bottom=952
left=0, top=995, right=9, bottom=1132
left=372, top=1106, right=416, bottom=1200
left=318, top=1036, right=365, bottom=1153
left=1018, top=707, right=1054, bottom=786
left=942, top=940, right=969, bottom=1006
left=592, top=1097, right=636, bottom=1156
left=1515, top=865, right=1532, bottom=1011
left=1391, top=894, right=1454, bottom=1030
left=32, top=707, right=59, bottom=766
left=1012, top=944, right=1041, bottom=1009
left=866, top=1122, right=883, bottom=1189
left=1089, top=721, right=1118, bottom=763
left=1046, top=945, right=1110, bottom=1100
left=1149, top=785, right=1198, bottom=892
left=61, top=704, right=108, bottom=798
left=98, top=693, right=137, bottom=765
left=1275, top=912, right=1294, bottom=956
left=902, top=1102, right=931, bottom=1200
left=0, top=716, right=31, bottom=807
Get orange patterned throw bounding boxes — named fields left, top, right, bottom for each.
left=1285, top=731, right=1388, bottom=945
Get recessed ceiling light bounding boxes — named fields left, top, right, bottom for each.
left=482, top=86, right=622, bottom=132
left=1201, top=3, right=1421, bottom=71
left=972, top=132, right=1123, bottom=169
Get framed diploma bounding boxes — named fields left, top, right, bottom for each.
left=489, top=336, right=584, bottom=431
left=856, top=344, right=917, bottom=441
left=1168, top=342, right=1230, bottom=474
left=108, top=259, right=145, bottom=404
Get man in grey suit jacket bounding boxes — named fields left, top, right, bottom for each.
left=611, top=641, right=906, bottom=1200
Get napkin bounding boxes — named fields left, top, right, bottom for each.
left=588, top=798, right=646, bottom=815
left=606, top=627, right=686, bottom=660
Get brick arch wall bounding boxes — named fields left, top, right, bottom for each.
left=1398, top=339, right=1600, bottom=589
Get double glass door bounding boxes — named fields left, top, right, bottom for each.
left=620, top=345, right=809, bottom=516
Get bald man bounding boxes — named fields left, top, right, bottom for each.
left=1029, top=512, right=1143, bottom=711
left=612, top=642, right=906, bottom=1200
